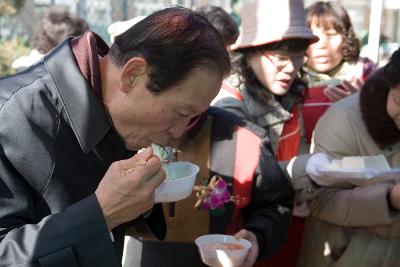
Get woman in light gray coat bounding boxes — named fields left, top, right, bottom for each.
left=298, top=49, right=400, bottom=267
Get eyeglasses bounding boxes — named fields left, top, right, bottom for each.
left=262, top=51, right=307, bottom=69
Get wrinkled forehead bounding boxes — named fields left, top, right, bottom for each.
left=165, top=67, right=222, bottom=106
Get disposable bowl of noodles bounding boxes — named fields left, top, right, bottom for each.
left=195, top=234, right=252, bottom=267
left=154, top=161, right=199, bottom=203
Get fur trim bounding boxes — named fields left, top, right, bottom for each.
left=360, top=69, right=400, bottom=148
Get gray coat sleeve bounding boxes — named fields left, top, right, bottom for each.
left=0, top=192, right=118, bottom=267
left=243, top=138, right=294, bottom=260
left=309, top=107, right=400, bottom=227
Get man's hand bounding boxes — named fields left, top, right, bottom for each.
left=95, top=147, right=166, bottom=230
left=234, top=229, right=259, bottom=267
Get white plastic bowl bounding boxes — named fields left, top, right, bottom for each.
left=154, top=161, right=199, bottom=203
left=195, top=234, right=252, bottom=267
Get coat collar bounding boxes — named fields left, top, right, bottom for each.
left=360, top=72, right=400, bottom=149
left=240, top=85, right=292, bottom=127
left=44, top=38, right=111, bottom=153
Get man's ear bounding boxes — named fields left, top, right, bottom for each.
left=120, top=57, right=148, bottom=93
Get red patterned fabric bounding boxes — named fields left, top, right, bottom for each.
left=226, top=127, right=261, bottom=235
left=71, top=31, right=109, bottom=101
left=221, top=82, right=244, bottom=101
left=220, top=86, right=304, bottom=266
left=302, top=57, right=377, bottom=144
left=301, top=86, right=332, bottom=144
left=276, top=105, right=301, bottom=161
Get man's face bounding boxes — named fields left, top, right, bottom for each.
left=109, top=67, right=221, bottom=151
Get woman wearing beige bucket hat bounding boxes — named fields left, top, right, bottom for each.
left=213, top=0, right=318, bottom=266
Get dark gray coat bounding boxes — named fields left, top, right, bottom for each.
left=0, top=39, right=164, bottom=267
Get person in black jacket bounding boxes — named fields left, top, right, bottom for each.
left=12, top=7, right=89, bottom=72
left=0, top=7, right=230, bottom=267
left=123, top=107, right=294, bottom=267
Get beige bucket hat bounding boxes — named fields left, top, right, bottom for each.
left=231, top=0, right=318, bottom=50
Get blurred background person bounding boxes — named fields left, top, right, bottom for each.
left=12, top=7, right=89, bottom=72
left=301, top=1, right=377, bottom=143
left=107, top=16, right=145, bottom=43
left=196, top=5, right=239, bottom=47
left=298, top=48, right=400, bottom=267
left=213, top=0, right=318, bottom=266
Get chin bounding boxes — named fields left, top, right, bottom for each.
left=125, top=145, right=142, bottom=152
left=151, top=139, right=169, bottom=146
left=125, top=141, right=151, bottom=152
left=311, top=64, right=334, bottom=74
left=271, top=85, right=290, bottom=96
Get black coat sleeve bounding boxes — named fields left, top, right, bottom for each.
left=0, top=84, right=120, bottom=267
left=0, top=164, right=119, bottom=267
left=243, top=138, right=294, bottom=260
left=207, top=107, right=294, bottom=260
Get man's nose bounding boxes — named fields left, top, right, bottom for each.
left=168, top=117, right=192, bottom=139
